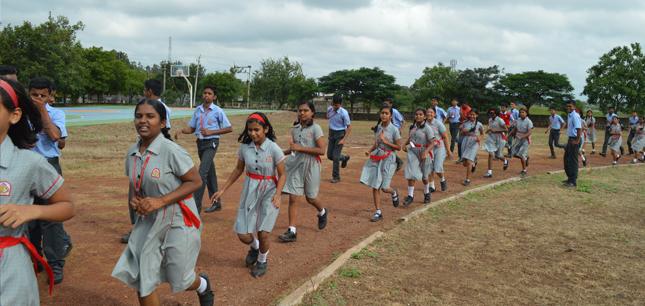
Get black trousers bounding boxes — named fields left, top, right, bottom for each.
left=563, top=137, right=581, bottom=184
left=327, top=129, right=349, bottom=179
left=627, top=132, right=636, bottom=154
left=602, top=127, right=611, bottom=154
left=28, top=157, right=70, bottom=272
left=194, top=138, right=220, bottom=213
left=548, top=129, right=565, bottom=155
left=449, top=123, right=460, bottom=153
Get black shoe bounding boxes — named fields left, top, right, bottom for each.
left=441, top=180, right=447, bottom=191
left=245, top=247, right=260, bottom=266
left=456, top=158, right=464, bottom=164
left=392, top=189, right=399, bottom=207
left=518, top=170, right=527, bottom=175
left=640, top=158, right=645, bottom=163
left=563, top=181, right=576, bottom=187
left=631, top=160, right=637, bottom=164
left=330, top=177, right=340, bottom=183
left=471, top=161, right=477, bottom=173
left=590, top=151, right=596, bottom=155
left=483, top=173, right=492, bottom=178
left=562, top=180, right=569, bottom=183
left=503, top=160, right=508, bottom=170
left=493, top=156, right=499, bottom=161
left=599, top=152, right=606, bottom=157
left=48, top=269, right=63, bottom=285
left=278, top=229, right=298, bottom=242
left=370, top=213, right=383, bottom=222
left=429, top=187, right=436, bottom=193
left=583, top=158, right=587, bottom=167
left=197, top=273, right=215, bottom=306
left=616, top=155, right=621, bottom=162
left=548, top=155, right=556, bottom=159
left=505, top=154, right=512, bottom=158
left=463, top=179, right=470, bottom=186
left=423, top=193, right=431, bottom=203
left=620, top=147, right=624, bottom=155
left=62, top=242, right=73, bottom=259
left=627, top=153, right=633, bottom=156
left=318, top=207, right=328, bottom=229
left=341, top=156, right=350, bottom=168
left=121, top=230, right=131, bottom=244
left=205, top=203, right=222, bottom=213
left=252, top=261, right=268, bottom=277
left=525, top=155, right=530, bottom=167
left=396, top=161, right=403, bottom=172
left=403, top=196, right=413, bottom=206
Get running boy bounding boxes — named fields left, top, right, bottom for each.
left=402, top=108, right=435, bottom=205
left=431, top=96, right=447, bottom=123
left=545, top=107, right=566, bottom=159
left=326, top=94, right=351, bottom=183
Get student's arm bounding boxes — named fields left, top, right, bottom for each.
left=399, top=117, right=406, bottom=133
left=175, top=127, right=197, bottom=139
left=338, top=125, right=351, bottom=145
left=0, top=188, right=75, bottom=229
left=559, top=118, right=566, bottom=134
left=211, top=158, right=245, bottom=204
left=522, top=128, right=533, bottom=139
left=58, top=138, right=66, bottom=150
left=442, top=130, right=454, bottom=158
left=365, top=142, right=377, bottom=156
left=202, top=126, right=233, bottom=136
left=572, top=128, right=582, bottom=145
left=271, top=162, right=286, bottom=209
left=508, top=126, right=518, bottom=137
left=33, top=98, right=62, bottom=142
left=378, top=133, right=401, bottom=151
left=135, top=167, right=202, bottom=216
left=291, top=136, right=326, bottom=156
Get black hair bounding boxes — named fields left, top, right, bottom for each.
left=28, top=77, right=52, bottom=93
left=451, top=97, right=459, bottom=102
left=430, top=96, right=439, bottom=101
left=144, top=79, right=163, bottom=97
left=566, top=100, right=576, bottom=106
left=460, top=98, right=468, bottom=105
left=410, top=108, right=427, bottom=130
left=586, top=110, right=593, bottom=115
left=1, top=77, right=43, bottom=149
left=632, top=110, right=638, bottom=113
left=134, top=98, right=171, bottom=140
left=332, top=94, right=342, bottom=104
left=383, top=98, right=394, bottom=106
left=510, top=101, right=517, bottom=105
left=51, top=83, right=57, bottom=91
left=488, top=108, right=499, bottom=116
left=372, top=105, right=393, bottom=132
left=607, top=106, right=614, bottom=110
left=519, top=108, right=529, bottom=116
left=549, top=107, right=556, bottom=111
left=469, top=108, right=478, bottom=115
left=0, top=65, right=17, bottom=76
left=500, top=104, right=507, bottom=108
left=238, top=112, right=276, bottom=144
left=426, top=106, right=436, bottom=114
left=293, top=100, right=316, bottom=126
left=203, top=85, right=218, bottom=96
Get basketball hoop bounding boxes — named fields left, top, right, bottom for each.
left=170, top=64, right=193, bottom=108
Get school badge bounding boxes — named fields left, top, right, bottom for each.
left=386, top=135, right=391, bottom=140
left=266, top=156, right=273, bottom=163
left=208, top=119, right=213, bottom=124
left=306, top=132, right=313, bottom=138
left=0, top=181, right=11, bottom=196
left=422, top=133, right=426, bottom=137
left=151, top=168, right=161, bottom=178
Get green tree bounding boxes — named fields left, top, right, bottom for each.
left=410, top=62, right=458, bottom=108
left=582, top=42, right=645, bottom=114
left=289, top=75, right=318, bottom=106
left=454, top=66, right=503, bottom=112
left=495, top=70, right=574, bottom=111
left=251, top=56, right=309, bottom=109
left=199, top=71, right=245, bottom=103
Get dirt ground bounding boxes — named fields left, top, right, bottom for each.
left=35, top=111, right=633, bottom=305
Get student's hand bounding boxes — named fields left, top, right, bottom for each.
left=544, top=130, right=548, bottom=134
left=365, top=150, right=371, bottom=157
left=137, top=197, right=165, bottom=217
left=289, top=142, right=301, bottom=152
left=403, top=144, right=408, bottom=152
left=447, top=150, right=454, bottom=159
left=420, top=153, right=427, bottom=162
left=338, top=139, right=345, bottom=145
left=571, top=139, right=579, bottom=145
left=129, top=197, right=142, bottom=212
left=378, top=133, right=386, bottom=142
left=211, top=190, right=223, bottom=204
left=200, top=129, right=211, bottom=136
left=271, top=194, right=281, bottom=209
left=0, top=204, right=40, bottom=229
left=558, top=130, right=562, bottom=135
left=174, top=130, right=182, bottom=140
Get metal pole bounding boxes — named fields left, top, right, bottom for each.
left=162, top=61, right=166, bottom=93
left=183, top=75, right=193, bottom=108
left=247, top=66, right=251, bottom=102
left=194, top=55, right=201, bottom=107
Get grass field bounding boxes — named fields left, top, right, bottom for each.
left=299, top=166, right=645, bottom=305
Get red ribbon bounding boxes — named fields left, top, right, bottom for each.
left=517, top=131, right=530, bottom=144
left=177, top=194, right=200, bottom=228
left=0, top=80, right=18, bottom=107
left=492, top=131, right=507, bottom=140
left=132, top=153, right=152, bottom=198
left=246, top=171, right=278, bottom=186
left=0, top=236, right=55, bottom=296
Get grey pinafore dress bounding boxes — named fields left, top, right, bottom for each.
left=585, top=116, right=596, bottom=143
left=283, top=121, right=323, bottom=198
left=0, top=137, right=64, bottom=306
left=608, top=124, right=623, bottom=152
left=234, top=140, right=286, bottom=234
left=112, top=135, right=202, bottom=297
left=631, top=123, right=645, bottom=151
left=429, top=119, right=447, bottom=174
left=511, top=117, right=533, bottom=158
left=460, top=120, right=483, bottom=162
left=404, top=122, right=434, bottom=181
left=360, top=123, right=401, bottom=189
left=482, top=116, right=506, bottom=158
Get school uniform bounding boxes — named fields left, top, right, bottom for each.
left=631, top=123, right=645, bottom=152
left=326, top=106, right=351, bottom=180
left=1, top=137, right=64, bottom=305
left=460, top=120, right=483, bottom=163
left=608, top=124, right=623, bottom=152
left=627, top=116, right=639, bottom=154
left=188, top=102, right=231, bottom=213
left=564, top=111, right=582, bottom=185
left=360, top=123, right=401, bottom=189
left=585, top=116, right=596, bottom=143
left=158, top=98, right=172, bottom=130
left=482, top=117, right=507, bottom=158
left=602, top=113, right=618, bottom=154
left=429, top=119, right=447, bottom=174
left=434, top=107, right=448, bottom=122
left=457, top=106, right=471, bottom=158
left=404, top=122, right=434, bottom=181
left=511, top=117, right=533, bottom=159
left=391, top=108, right=405, bottom=167
left=234, top=140, right=286, bottom=234
left=506, top=108, right=520, bottom=150
left=447, top=106, right=461, bottom=153
left=112, top=134, right=202, bottom=297
left=283, top=121, right=324, bottom=198
left=548, top=114, right=565, bottom=156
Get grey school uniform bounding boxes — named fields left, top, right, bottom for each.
left=631, top=124, right=645, bottom=151
left=404, top=122, right=434, bottom=181
left=511, top=117, right=533, bottom=159
left=429, top=119, right=447, bottom=174
left=0, top=137, right=64, bottom=306
left=283, top=122, right=324, bottom=198
left=585, top=116, right=596, bottom=143
left=482, top=117, right=506, bottom=158
left=460, top=120, right=483, bottom=162
left=234, top=140, right=286, bottom=234
left=608, top=124, right=623, bottom=152
left=360, top=123, right=401, bottom=189
left=112, top=135, right=201, bottom=297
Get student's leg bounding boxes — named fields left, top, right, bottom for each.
left=196, top=140, right=219, bottom=213
left=591, top=141, right=595, bottom=150
left=611, top=149, right=617, bottom=162
left=457, top=135, right=464, bottom=158
left=372, top=188, right=381, bottom=211
left=548, top=130, right=555, bottom=156
left=520, top=156, right=527, bottom=170
left=465, top=160, right=472, bottom=180
left=487, top=154, right=493, bottom=170
left=305, top=196, right=324, bottom=212
left=381, top=187, right=395, bottom=196
left=330, top=131, right=346, bottom=180
left=287, top=194, right=301, bottom=227
left=207, top=139, right=220, bottom=205
left=602, top=128, right=610, bottom=154
left=450, top=125, right=459, bottom=153
left=554, top=131, right=565, bottom=149
left=138, top=289, right=160, bottom=306
left=257, top=231, right=271, bottom=253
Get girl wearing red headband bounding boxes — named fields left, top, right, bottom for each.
left=211, top=112, right=286, bottom=277
left=0, top=78, right=76, bottom=305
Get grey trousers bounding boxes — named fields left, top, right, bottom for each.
left=564, top=137, right=581, bottom=184
left=548, top=129, right=565, bottom=156
left=327, top=129, right=349, bottom=179
left=449, top=123, right=460, bottom=153
left=194, top=138, right=220, bottom=213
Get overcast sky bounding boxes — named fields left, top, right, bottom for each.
left=2, top=0, right=644, bottom=99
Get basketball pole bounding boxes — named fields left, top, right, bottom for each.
left=182, top=74, right=193, bottom=108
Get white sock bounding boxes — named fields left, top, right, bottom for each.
left=429, top=182, right=435, bottom=189
left=504, top=159, right=508, bottom=165
left=258, top=250, right=268, bottom=263
left=440, top=177, right=446, bottom=182
left=408, top=186, right=414, bottom=197
left=634, top=159, right=638, bottom=162
left=393, top=189, right=398, bottom=199
left=250, top=236, right=259, bottom=250
left=376, top=209, right=381, bottom=215
left=289, top=226, right=296, bottom=234
left=592, top=149, right=595, bottom=152
left=487, top=169, right=492, bottom=175
left=613, top=161, right=617, bottom=164
left=196, top=277, right=208, bottom=295
left=318, top=208, right=325, bottom=217
left=582, top=156, right=586, bottom=161
left=424, top=183, right=431, bottom=193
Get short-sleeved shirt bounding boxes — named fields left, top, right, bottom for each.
left=434, top=107, right=447, bottom=122
left=585, top=116, right=596, bottom=129
left=567, top=111, right=582, bottom=137
left=606, top=113, right=618, bottom=127
left=158, top=98, right=172, bottom=129
left=461, top=120, right=484, bottom=136
left=428, top=119, right=447, bottom=141
left=510, top=109, right=520, bottom=126
left=459, top=106, right=472, bottom=123
left=391, top=108, right=404, bottom=129
left=629, top=116, right=639, bottom=130
left=549, top=114, right=565, bottom=130
left=237, top=139, right=286, bottom=176
left=498, top=111, right=510, bottom=126
left=373, top=123, right=401, bottom=155
left=188, top=103, right=231, bottom=139
left=326, top=106, right=351, bottom=131
left=287, top=121, right=324, bottom=159
left=447, top=106, right=461, bottom=123
left=408, top=122, right=434, bottom=147
left=31, top=104, right=67, bottom=159
left=515, top=117, right=534, bottom=142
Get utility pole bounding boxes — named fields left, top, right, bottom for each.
left=194, top=55, right=201, bottom=107
left=162, top=61, right=166, bottom=93
left=233, top=64, right=252, bottom=102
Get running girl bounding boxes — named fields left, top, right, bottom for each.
left=210, top=112, right=286, bottom=277
left=460, top=109, right=484, bottom=186
left=0, top=78, right=76, bottom=305
left=426, top=107, right=453, bottom=192
left=278, top=101, right=327, bottom=243
left=584, top=110, right=596, bottom=154
left=360, top=105, right=401, bottom=222
left=508, top=108, right=533, bottom=175
left=402, top=108, right=434, bottom=205
left=608, top=116, right=623, bottom=165
left=482, top=108, right=508, bottom=178
left=112, top=99, right=214, bottom=306
left=630, top=116, right=645, bottom=164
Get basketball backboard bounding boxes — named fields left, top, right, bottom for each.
left=171, top=65, right=190, bottom=77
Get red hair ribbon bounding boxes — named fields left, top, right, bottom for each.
left=248, top=114, right=266, bottom=124
left=0, top=80, right=18, bottom=108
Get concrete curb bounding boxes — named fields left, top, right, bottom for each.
left=277, top=231, right=384, bottom=306
left=546, top=161, right=644, bottom=175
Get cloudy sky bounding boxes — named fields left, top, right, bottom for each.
left=2, top=0, right=644, bottom=99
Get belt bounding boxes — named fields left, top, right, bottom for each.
left=465, top=134, right=480, bottom=146
left=433, top=138, right=443, bottom=147
left=246, top=171, right=278, bottom=186
left=47, top=157, right=59, bottom=163
left=197, top=138, right=218, bottom=141
left=517, top=131, right=530, bottom=144
left=370, top=149, right=393, bottom=162
left=492, top=131, right=507, bottom=140
left=177, top=195, right=200, bottom=228
left=551, top=129, right=560, bottom=131
left=0, top=236, right=54, bottom=296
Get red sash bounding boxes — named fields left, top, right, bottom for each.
left=517, top=131, right=530, bottom=144
left=465, top=134, right=480, bottom=146
left=246, top=171, right=278, bottom=186
left=411, top=143, right=429, bottom=148
left=370, top=149, right=393, bottom=162
left=0, top=236, right=54, bottom=296
left=492, top=131, right=507, bottom=140
left=434, top=138, right=443, bottom=147
left=177, top=194, right=200, bottom=228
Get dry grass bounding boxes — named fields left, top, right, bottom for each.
left=299, top=167, right=645, bottom=306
